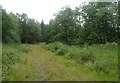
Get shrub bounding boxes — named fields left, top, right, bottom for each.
left=43, top=42, right=118, bottom=78
left=20, top=44, right=31, bottom=53
left=56, top=46, right=67, bottom=55
left=80, top=52, right=95, bottom=64
left=2, top=44, right=31, bottom=80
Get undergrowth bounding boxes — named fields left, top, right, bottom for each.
left=2, top=43, right=30, bottom=81
left=42, top=42, right=118, bottom=80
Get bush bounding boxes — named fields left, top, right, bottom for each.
left=20, top=44, right=31, bottom=53
left=2, top=47, right=20, bottom=80
left=80, top=52, right=95, bottom=64
left=66, top=48, right=80, bottom=60
left=56, top=46, right=67, bottom=55
left=43, top=42, right=118, bottom=77
left=44, top=41, right=68, bottom=55
left=2, top=44, right=31, bottom=80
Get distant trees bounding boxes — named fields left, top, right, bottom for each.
left=2, top=10, right=42, bottom=43
left=41, top=20, right=49, bottom=42
left=16, top=13, right=42, bottom=43
left=2, top=2, right=118, bottom=45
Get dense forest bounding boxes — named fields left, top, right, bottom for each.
left=1, top=2, right=119, bottom=45
left=1, top=2, right=120, bottom=81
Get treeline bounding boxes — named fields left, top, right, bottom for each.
left=2, top=10, right=44, bottom=43
left=1, top=2, right=119, bottom=45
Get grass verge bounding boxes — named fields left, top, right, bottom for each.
left=42, top=42, right=118, bottom=80
left=2, top=43, right=30, bottom=81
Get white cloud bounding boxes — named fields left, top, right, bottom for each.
left=1, top=0, right=84, bottom=24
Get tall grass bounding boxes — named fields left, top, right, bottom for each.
left=42, top=42, right=118, bottom=80
left=2, top=43, right=30, bottom=81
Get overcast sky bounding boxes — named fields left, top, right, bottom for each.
left=1, top=0, right=116, bottom=24
left=0, top=0, right=87, bottom=24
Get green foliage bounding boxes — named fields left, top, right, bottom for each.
left=2, top=2, right=118, bottom=81
left=79, top=2, right=118, bottom=44
left=2, top=44, right=30, bottom=80
left=47, top=2, right=118, bottom=45
left=2, top=2, right=118, bottom=44
left=2, top=9, right=42, bottom=44
left=43, top=42, right=118, bottom=78
left=16, top=13, right=42, bottom=43
left=56, top=46, right=67, bottom=55
left=2, top=10, right=20, bottom=43
left=48, top=7, right=81, bottom=45
left=41, top=20, right=49, bottom=42
left=79, top=52, right=95, bottom=64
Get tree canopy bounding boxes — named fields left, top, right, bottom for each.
left=2, top=2, right=119, bottom=45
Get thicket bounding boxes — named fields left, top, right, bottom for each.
left=2, top=44, right=30, bottom=80
left=42, top=42, right=118, bottom=79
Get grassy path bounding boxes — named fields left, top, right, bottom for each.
left=11, top=44, right=101, bottom=81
